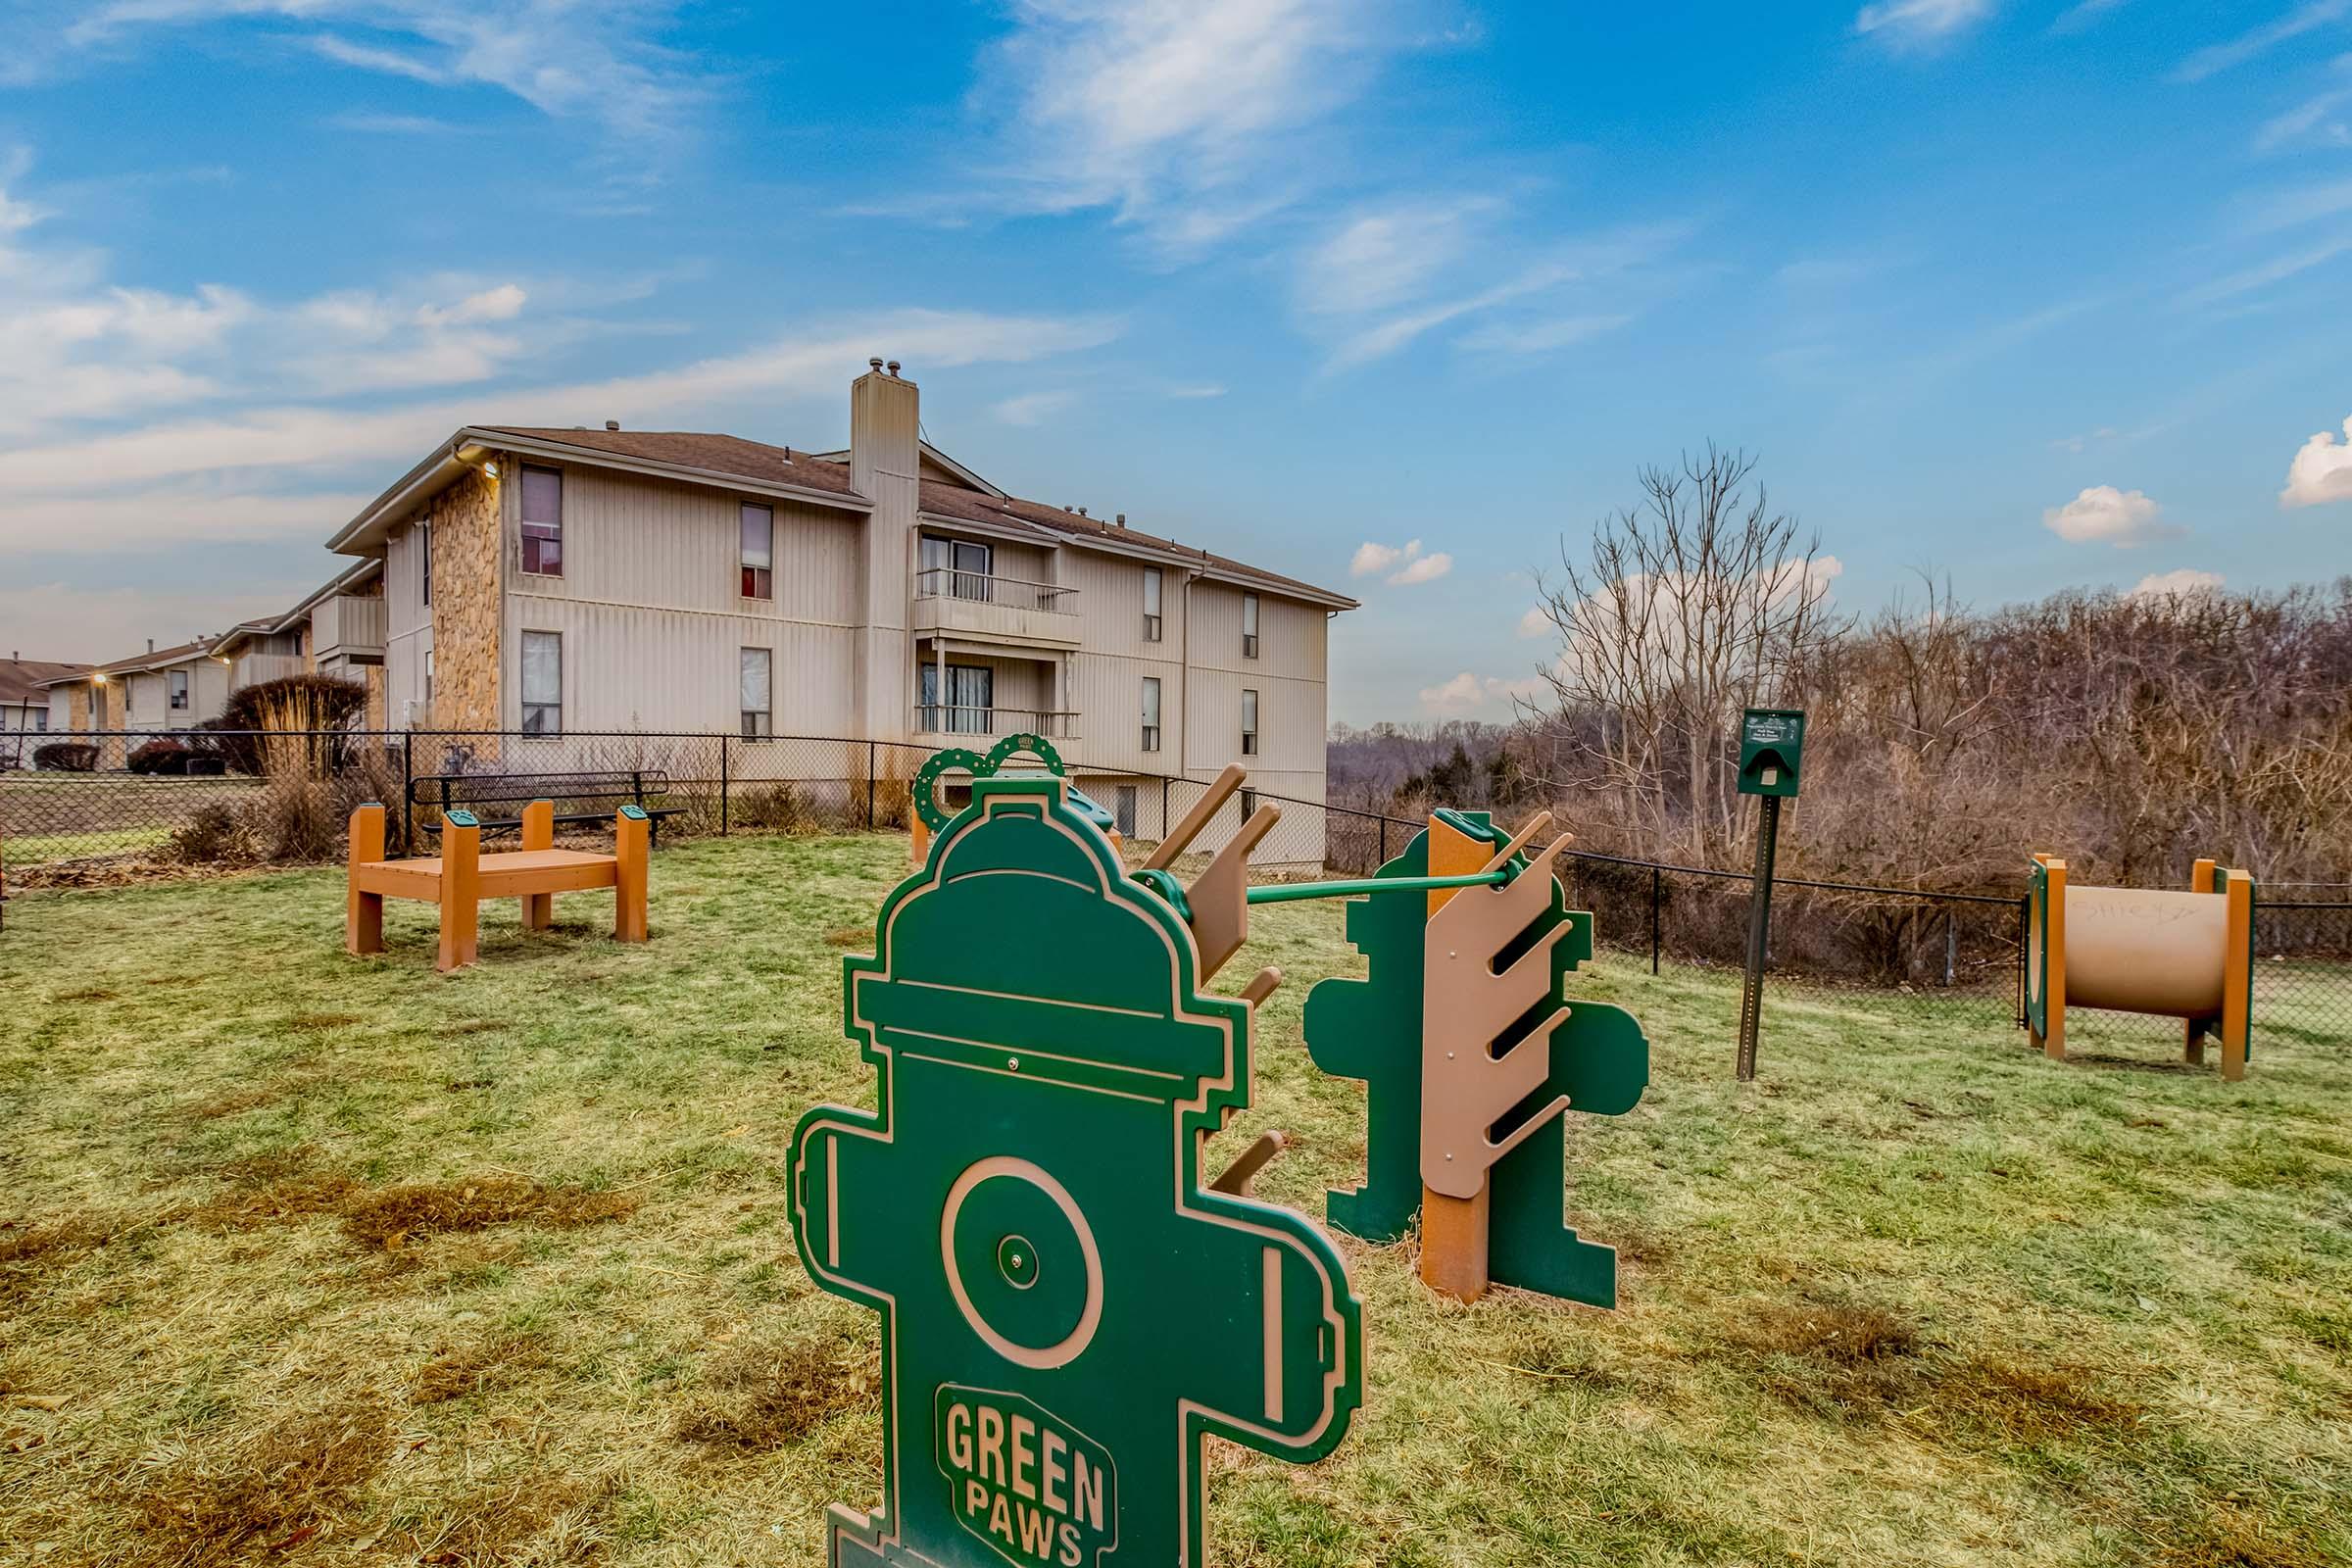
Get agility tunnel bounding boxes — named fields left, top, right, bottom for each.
left=2026, top=854, right=2256, bottom=1079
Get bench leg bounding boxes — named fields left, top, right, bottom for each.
left=521, top=800, right=555, bottom=931
left=439, top=820, right=480, bottom=972
left=346, top=803, right=385, bottom=956
left=614, top=808, right=650, bottom=944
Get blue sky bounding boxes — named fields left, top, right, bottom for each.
left=2, top=1, right=2347, bottom=722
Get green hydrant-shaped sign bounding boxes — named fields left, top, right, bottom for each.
left=791, top=774, right=1362, bottom=1567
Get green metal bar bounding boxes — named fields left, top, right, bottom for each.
left=1245, top=868, right=1511, bottom=906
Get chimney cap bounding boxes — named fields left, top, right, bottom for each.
left=886, top=360, right=901, bottom=376
left=605, top=418, right=620, bottom=431
left=1115, top=514, right=1125, bottom=527
left=869, top=357, right=885, bottom=372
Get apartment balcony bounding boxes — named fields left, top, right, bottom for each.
left=229, top=652, right=306, bottom=690
left=312, top=594, right=386, bottom=660
left=911, top=568, right=1081, bottom=652
left=912, top=706, right=1082, bottom=744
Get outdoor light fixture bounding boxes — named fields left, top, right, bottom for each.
left=483, top=461, right=501, bottom=479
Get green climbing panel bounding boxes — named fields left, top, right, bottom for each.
left=1301, top=814, right=1649, bottom=1306
left=792, top=774, right=1362, bottom=1568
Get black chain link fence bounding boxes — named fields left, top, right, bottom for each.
left=5, top=729, right=2346, bottom=1051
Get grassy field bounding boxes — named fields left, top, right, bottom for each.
left=3, top=833, right=2348, bottom=1567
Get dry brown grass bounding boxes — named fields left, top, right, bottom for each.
left=411, top=1334, right=554, bottom=1406
left=128, top=1393, right=391, bottom=1567
left=341, top=1178, right=637, bottom=1252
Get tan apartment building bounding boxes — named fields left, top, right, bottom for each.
left=212, top=559, right=387, bottom=709
left=324, top=362, right=1353, bottom=850
left=42, top=638, right=230, bottom=761
left=3, top=655, right=87, bottom=766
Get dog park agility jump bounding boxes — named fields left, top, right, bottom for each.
left=345, top=800, right=650, bottom=972
left=2027, top=852, right=2255, bottom=1079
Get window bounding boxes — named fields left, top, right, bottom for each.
left=423, top=647, right=435, bottom=707
left=520, top=466, right=564, bottom=576
left=1242, top=688, right=1259, bottom=756
left=740, top=647, right=772, bottom=738
left=31, top=709, right=46, bottom=733
left=1143, top=567, right=1163, bottom=642
left=521, top=630, right=562, bottom=735
left=170, top=669, right=189, bottom=710
left=1240, top=787, right=1258, bottom=820
left=921, top=663, right=994, bottom=734
left=1242, top=593, right=1260, bottom=659
left=420, top=520, right=432, bottom=607
left=1141, top=676, right=1161, bottom=753
left=740, top=504, right=773, bottom=600
left=920, top=535, right=993, bottom=601
left=121, top=679, right=131, bottom=718
left=1114, top=785, right=1138, bottom=838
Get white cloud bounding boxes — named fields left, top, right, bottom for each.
left=974, top=0, right=1405, bottom=254
left=1419, top=671, right=1485, bottom=711
left=1388, top=551, right=1452, bottom=585
left=1301, top=198, right=1495, bottom=316
left=1348, top=537, right=1449, bottom=584
left=2050, top=426, right=2120, bottom=453
left=993, top=390, right=1074, bottom=426
left=0, top=489, right=369, bottom=556
left=2253, top=66, right=2352, bottom=152
left=1167, top=382, right=1226, bottom=399
left=1516, top=606, right=1549, bottom=639
left=2174, top=0, right=2351, bottom=83
left=1454, top=313, right=1632, bottom=357
left=1855, top=0, right=1997, bottom=47
left=1418, top=668, right=1545, bottom=714
left=2043, top=485, right=2182, bottom=546
left=2177, top=235, right=2352, bottom=309
left=2051, top=0, right=2130, bottom=34
left=2280, top=415, right=2352, bottom=507
left=2129, top=568, right=2226, bottom=600
left=60, top=2, right=707, bottom=140
left=0, top=578, right=309, bottom=663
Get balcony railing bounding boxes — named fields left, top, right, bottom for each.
left=913, top=706, right=1081, bottom=741
left=914, top=568, right=1078, bottom=615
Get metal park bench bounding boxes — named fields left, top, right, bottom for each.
left=412, top=768, right=685, bottom=845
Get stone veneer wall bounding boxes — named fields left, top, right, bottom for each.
left=427, top=466, right=504, bottom=738
left=364, top=666, right=387, bottom=732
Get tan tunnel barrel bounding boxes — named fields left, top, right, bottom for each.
left=2062, top=885, right=2228, bottom=1016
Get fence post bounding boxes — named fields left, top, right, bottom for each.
left=867, top=740, right=877, bottom=830
left=1943, top=906, right=1958, bottom=987
left=1651, top=866, right=1661, bottom=976
left=400, top=732, right=414, bottom=855
left=2016, top=896, right=2031, bottom=1028
left=719, top=740, right=730, bottom=837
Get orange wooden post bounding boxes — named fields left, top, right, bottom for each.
left=2031, top=855, right=2068, bottom=1060
left=2184, top=858, right=2218, bottom=1063
left=438, top=812, right=480, bottom=972
left=520, top=799, right=556, bottom=931
left=2221, top=870, right=2252, bottom=1083
left=1418, top=810, right=1494, bottom=1301
left=613, top=806, right=650, bottom=944
left=346, top=803, right=386, bottom=956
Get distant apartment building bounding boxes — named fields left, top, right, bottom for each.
left=2, top=654, right=88, bottom=765
left=212, top=559, right=387, bottom=713
left=323, top=362, right=1354, bottom=846
left=42, top=638, right=230, bottom=759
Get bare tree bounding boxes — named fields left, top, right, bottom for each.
left=1524, top=446, right=1847, bottom=861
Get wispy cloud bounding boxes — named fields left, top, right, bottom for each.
left=2176, top=234, right=2352, bottom=308
left=1854, top=0, right=1998, bottom=49
left=1349, top=537, right=1451, bottom=585
left=1165, top=382, right=1226, bottom=400
left=2174, top=0, right=2351, bottom=84
left=993, top=390, right=1074, bottom=426
left=2051, top=0, right=2130, bottom=34
left=967, top=0, right=1413, bottom=256
left=2129, top=567, right=2224, bottom=599
left=54, top=2, right=706, bottom=140
left=323, top=111, right=473, bottom=135
left=1298, top=197, right=1499, bottom=316
left=2253, top=54, right=2352, bottom=150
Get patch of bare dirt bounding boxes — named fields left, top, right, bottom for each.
left=129, top=1393, right=390, bottom=1567
left=821, top=925, right=865, bottom=948
left=410, top=1335, right=553, bottom=1405
left=342, top=1179, right=637, bottom=1253
left=674, top=1336, right=879, bottom=1451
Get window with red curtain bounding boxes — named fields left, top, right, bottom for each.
left=521, top=466, right=564, bottom=575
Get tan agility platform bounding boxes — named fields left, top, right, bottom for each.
left=346, top=800, right=650, bottom=973
left=2027, top=853, right=2255, bottom=1080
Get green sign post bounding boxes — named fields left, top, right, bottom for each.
left=791, top=774, right=1362, bottom=1568
left=1735, top=708, right=1806, bottom=1081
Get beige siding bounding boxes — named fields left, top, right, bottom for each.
left=504, top=597, right=860, bottom=736
left=384, top=522, right=429, bottom=725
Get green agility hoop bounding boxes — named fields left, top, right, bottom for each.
left=911, top=749, right=990, bottom=833
left=915, top=734, right=1118, bottom=837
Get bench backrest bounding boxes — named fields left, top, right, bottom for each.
left=412, top=770, right=669, bottom=809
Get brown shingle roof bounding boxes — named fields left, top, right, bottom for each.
left=477, top=427, right=1353, bottom=607
left=1, top=659, right=89, bottom=706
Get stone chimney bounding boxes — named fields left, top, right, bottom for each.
left=849, top=361, right=920, bottom=742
